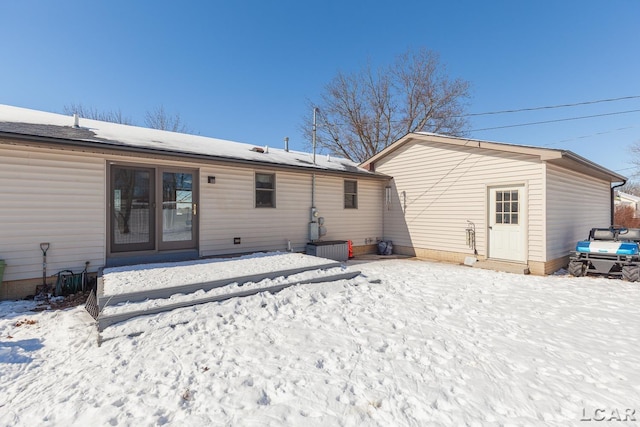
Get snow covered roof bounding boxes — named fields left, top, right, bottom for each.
left=0, top=104, right=382, bottom=178
left=361, top=131, right=626, bottom=183
left=616, top=191, right=640, bottom=203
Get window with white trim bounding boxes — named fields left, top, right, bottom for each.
left=344, top=180, right=358, bottom=209
left=255, top=173, right=275, bottom=208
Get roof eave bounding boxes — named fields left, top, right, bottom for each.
left=359, top=133, right=413, bottom=169
left=360, top=132, right=567, bottom=168
left=0, top=131, right=390, bottom=180
left=361, top=132, right=625, bottom=183
left=557, top=150, right=627, bottom=183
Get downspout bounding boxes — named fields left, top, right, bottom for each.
left=611, top=180, right=627, bottom=226
left=311, top=107, right=318, bottom=208
left=309, top=108, right=319, bottom=241
left=312, top=173, right=316, bottom=208
left=312, top=107, right=318, bottom=166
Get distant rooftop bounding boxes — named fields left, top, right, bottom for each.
left=617, top=191, right=640, bottom=202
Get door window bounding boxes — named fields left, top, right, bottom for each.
left=495, top=190, right=519, bottom=225
left=162, top=172, right=194, bottom=243
left=110, top=166, right=197, bottom=254
left=111, top=166, right=155, bottom=252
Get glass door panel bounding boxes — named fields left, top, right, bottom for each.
left=111, top=166, right=155, bottom=252
left=160, top=171, right=196, bottom=249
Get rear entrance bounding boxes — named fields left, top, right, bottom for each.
left=109, top=164, right=198, bottom=256
left=488, top=185, right=526, bottom=262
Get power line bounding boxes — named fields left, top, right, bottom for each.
left=316, top=96, right=640, bottom=128
left=464, top=95, right=640, bottom=117
left=542, top=126, right=636, bottom=148
left=614, top=166, right=637, bottom=172
left=471, top=109, right=640, bottom=132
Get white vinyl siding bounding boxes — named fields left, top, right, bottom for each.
left=0, top=144, right=106, bottom=282
left=0, top=141, right=383, bottom=284
left=376, top=140, right=545, bottom=261
left=199, top=166, right=310, bottom=254
left=545, top=163, right=611, bottom=260
left=315, top=176, right=382, bottom=244
left=199, top=167, right=383, bottom=255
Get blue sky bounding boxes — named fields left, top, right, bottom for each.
left=1, top=1, right=639, bottom=177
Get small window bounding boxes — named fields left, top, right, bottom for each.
left=495, top=190, right=519, bottom=224
left=344, top=180, right=358, bottom=209
left=255, top=173, right=275, bottom=208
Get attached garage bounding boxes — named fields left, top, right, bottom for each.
left=361, top=132, right=626, bottom=275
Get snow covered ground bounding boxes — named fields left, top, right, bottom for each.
left=1, top=257, right=639, bottom=426
left=102, top=252, right=338, bottom=295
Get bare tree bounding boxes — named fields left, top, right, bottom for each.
left=144, top=105, right=192, bottom=133
left=63, top=103, right=134, bottom=125
left=304, top=48, right=471, bottom=162
left=617, top=181, right=640, bottom=196
left=64, top=103, right=197, bottom=134
left=614, top=205, right=640, bottom=228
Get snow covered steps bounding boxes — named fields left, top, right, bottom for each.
left=87, top=253, right=361, bottom=331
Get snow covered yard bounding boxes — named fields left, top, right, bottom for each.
left=1, top=258, right=639, bottom=426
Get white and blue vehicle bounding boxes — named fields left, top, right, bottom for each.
left=569, top=227, right=640, bottom=281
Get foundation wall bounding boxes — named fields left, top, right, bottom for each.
left=394, top=244, right=567, bottom=276
left=529, top=255, right=569, bottom=276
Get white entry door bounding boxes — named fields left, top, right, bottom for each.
left=488, top=186, right=526, bottom=262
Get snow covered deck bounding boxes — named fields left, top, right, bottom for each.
left=90, top=252, right=361, bottom=331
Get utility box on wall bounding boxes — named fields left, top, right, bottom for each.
left=309, top=222, right=320, bottom=241
left=306, top=240, right=348, bottom=262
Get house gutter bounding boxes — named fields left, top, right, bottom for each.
left=559, top=151, right=627, bottom=226
left=561, top=150, right=627, bottom=182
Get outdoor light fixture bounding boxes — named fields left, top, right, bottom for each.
left=208, top=176, right=216, bottom=184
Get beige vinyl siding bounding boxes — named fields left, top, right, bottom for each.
left=375, top=141, right=545, bottom=261
left=0, top=140, right=383, bottom=284
left=102, top=156, right=381, bottom=255
left=314, top=176, right=383, bottom=245
left=545, top=163, right=611, bottom=260
left=0, top=144, right=105, bottom=281
left=199, top=167, right=383, bottom=255
left=199, top=166, right=311, bottom=255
